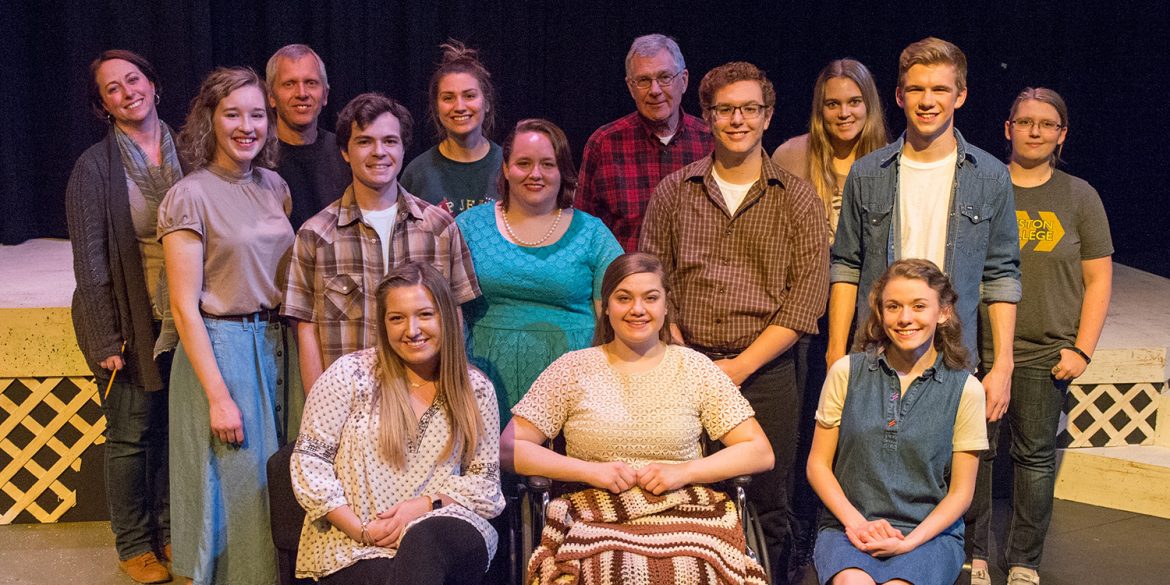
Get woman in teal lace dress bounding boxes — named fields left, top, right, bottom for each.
left=456, top=119, right=622, bottom=426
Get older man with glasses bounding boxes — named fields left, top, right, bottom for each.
left=574, top=33, right=713, bottom=251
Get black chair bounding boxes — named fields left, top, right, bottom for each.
left=267, top=442, right=312, bottom=585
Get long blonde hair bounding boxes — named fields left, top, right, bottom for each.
left=806, top=59, right=888, bottom=218
left=372, top=263, right=483, bottom=469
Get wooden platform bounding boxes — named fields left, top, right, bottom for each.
left=1, top=239, right=104, bottom=524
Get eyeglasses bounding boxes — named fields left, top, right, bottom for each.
left=709, top=103, right=769, bottom=120
left=1009, top=118, right=1064, bottom=132
left=630, top=71, right=683, bottom=89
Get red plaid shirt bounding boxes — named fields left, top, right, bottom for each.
left=575, top=111, right=713, bottom=252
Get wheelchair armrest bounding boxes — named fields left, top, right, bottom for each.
left=526, top=475, right=552, bottom=493
left=727, top=475, right=753, bottom=535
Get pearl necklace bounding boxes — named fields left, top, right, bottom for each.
left=502, top=206, right=563, bottom=247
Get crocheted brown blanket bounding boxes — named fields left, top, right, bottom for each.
left=527, top=485, right=767, bottom=585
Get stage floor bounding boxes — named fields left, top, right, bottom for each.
left=0, top=498, right=1166, bottom=584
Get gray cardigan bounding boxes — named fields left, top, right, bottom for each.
left=65, top=130, right=166, bottom=391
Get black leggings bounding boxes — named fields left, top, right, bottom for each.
left=319, top=516, right=489, bottom=585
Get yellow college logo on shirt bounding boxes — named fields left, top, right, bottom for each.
left=1016, top=210, right=1065, bottom=252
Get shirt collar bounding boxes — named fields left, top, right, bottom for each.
left=867, top=347, right=946, bottom=382
left=882, top=128, right=976, bottom=169
left=635, top=108, right=697, bottom=144
left=683, top=150, right=786, bottom=188
left=336, top=183, right=424, bottom=228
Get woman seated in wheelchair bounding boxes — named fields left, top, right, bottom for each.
left=290, top=263, right=505, bottom=584
left=806, top=259, right=988, bottom=585
left=502, top=252, right=774, bottom=584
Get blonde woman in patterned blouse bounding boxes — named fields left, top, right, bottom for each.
left=291, top=263, right=504, bottom=584
left=502, top=253, right=774, bottom=581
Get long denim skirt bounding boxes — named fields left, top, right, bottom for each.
left=168, top=315, right=303, bottom=585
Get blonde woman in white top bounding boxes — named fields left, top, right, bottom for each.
left=291, top=263, right=504, bottom=584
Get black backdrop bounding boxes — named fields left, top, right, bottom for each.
left=3, top=1, right=1167, bottom=277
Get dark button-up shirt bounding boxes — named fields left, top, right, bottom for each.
left=640, top=154, right=829, bottom=352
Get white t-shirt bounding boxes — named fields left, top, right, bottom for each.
left=360, top=203, right=398, bottom=273
left=656, top=132, right=675, bottom=146
left=815, top=355, right=988, bottom=452
left=712, top=168, right=755, bottom=215
left=897, top=149, right=957, bottom=269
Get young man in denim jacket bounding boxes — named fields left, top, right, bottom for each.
left=827, top=43, right=1021, bottom=556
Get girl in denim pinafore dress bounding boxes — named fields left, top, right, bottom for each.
left=807, top=259, right=989, bottom=585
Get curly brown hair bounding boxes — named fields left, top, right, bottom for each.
left=699, top=61, right=775, bottom=120
left=857, top=259, right=970, bottom=372
left=178, top=67, right=279, bottom=170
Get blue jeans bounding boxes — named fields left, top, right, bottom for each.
left=97, top=354, right=170, bottom=560
left=968, top=365, right=1068, bottom=568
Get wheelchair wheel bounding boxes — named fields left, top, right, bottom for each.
left=743, top=501, right=772, bottom=584
left=516, top=481, right=552, bottom=584
left=519, top=487, right=537, bottom=583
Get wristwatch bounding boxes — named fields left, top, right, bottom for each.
left=431, top=496, right=444, bottom=511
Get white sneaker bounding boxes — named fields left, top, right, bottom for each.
left=970, top=566, right=991, bottom=585
left=1008, top=567, right=1040, bottom=584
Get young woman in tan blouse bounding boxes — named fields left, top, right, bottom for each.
left=503, top=252, right=774, bottom=583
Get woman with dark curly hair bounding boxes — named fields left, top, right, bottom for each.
left=159, top=66, right=303, bottom=585
left=808, top=259, right=987, bottom=585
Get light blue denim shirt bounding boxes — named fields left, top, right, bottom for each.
left=830, top=129, right=1022, bottom=367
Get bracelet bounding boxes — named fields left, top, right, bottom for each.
left=1067, top=346, right=1092, bottom=365
left=359, top=522, right=371, bottom=546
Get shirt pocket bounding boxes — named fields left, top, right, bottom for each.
left=957, top=203, right=994, bottom=257
left=323, top=273, right=364, bottom=321
left=860, top=202, right=893, bottom=257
